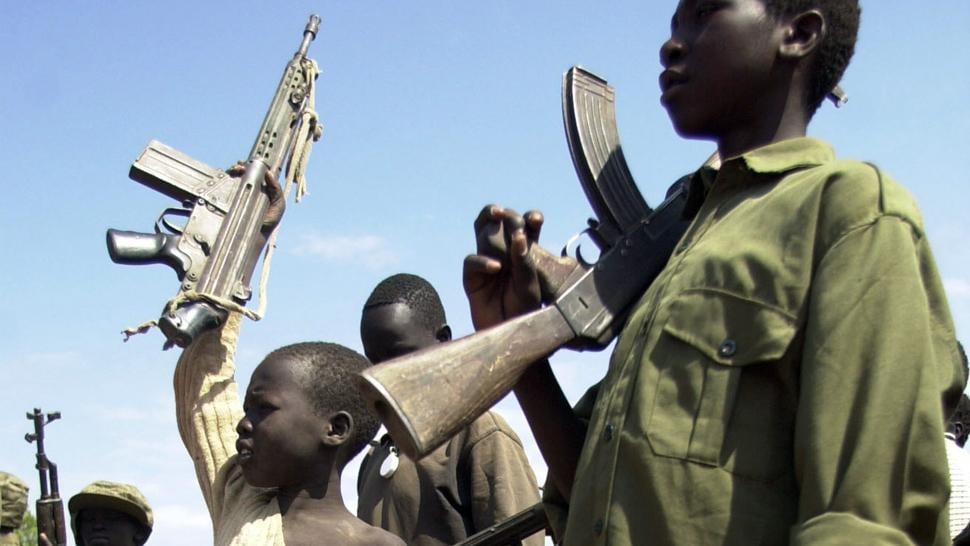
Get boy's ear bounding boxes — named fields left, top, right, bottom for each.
left=779, top=9, right=825, bottom=60
left=323, top=411, right=353, bottom=447
left=436, top=324, right=452, bottom=343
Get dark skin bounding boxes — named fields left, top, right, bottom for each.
left=77, top=509, right=146, bottom=546
left=236, top=355, right=404, bottom=546
left=42, top=509, right=146, bottom=546
left=360, top=303, right=451, bottom=364
left=464, top=0, right=824, bottom=499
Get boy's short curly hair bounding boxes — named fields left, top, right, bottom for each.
left=363, top=273, right=447, bottom=333
left=263, top=342, right=380, bottom=467
left=764, top=0, right=861, bottom=111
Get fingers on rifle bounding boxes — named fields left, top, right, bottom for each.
left=227, top=161, right=246, bottom=176
left=524, top=209, right=544, bottom=243
left=262, top=169, right=283, bottom=202
left=261, top=170, right=286, bottom=229
left=463, top=254, right=502, bottom=277
left=474, top=204, right=503, bottom=233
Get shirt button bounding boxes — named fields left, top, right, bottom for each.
left=718, top=339, right=738, bottom=357
left=678, top=241, right=690, bottom=253
left=593, top=519, right=604, bottom=536
left=603, top=424, right=615, bottom=442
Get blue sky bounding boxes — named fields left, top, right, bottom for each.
left=1, top=2, right=968, bottom=544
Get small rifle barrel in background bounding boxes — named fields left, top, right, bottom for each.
left=25, top=408, right=67, bottom=546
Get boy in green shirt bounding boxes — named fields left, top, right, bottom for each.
left=464, top=1, right=964, bottom=544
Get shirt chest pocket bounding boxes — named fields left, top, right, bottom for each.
left=641, top=289, right=798, bottom=479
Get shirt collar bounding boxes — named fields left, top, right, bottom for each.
left=729, top=137, right=835, bottom=175
left=681, top=137, right=833, bottom=219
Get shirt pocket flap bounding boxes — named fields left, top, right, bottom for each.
left=663, top=289, right=797, bottom=366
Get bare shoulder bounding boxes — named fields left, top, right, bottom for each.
left=287, top=512, right=404, bottom=546
left=349, top=521, right=406, bottom=546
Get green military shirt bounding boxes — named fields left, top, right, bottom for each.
left=562, top=138, right=964, bottom=545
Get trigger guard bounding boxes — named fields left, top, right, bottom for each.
left=561, top=229, right=598, bottom=268
left=155, top=207, right=191, bottom=235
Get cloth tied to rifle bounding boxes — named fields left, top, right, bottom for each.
left=122, top=58, right=322, bottom=344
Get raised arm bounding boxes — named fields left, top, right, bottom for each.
left=174, top=313, right=244, bottom=514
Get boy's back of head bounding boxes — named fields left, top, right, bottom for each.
left=363, top=273, right=447, bottom=332
left=763, top=0, right=861, bottom=111
left=360, top=274, right=451, bottom=363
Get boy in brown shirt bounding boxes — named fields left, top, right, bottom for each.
left=357, top=273, right=543, bottom=546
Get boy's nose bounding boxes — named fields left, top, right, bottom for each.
left=660, top=36, right=687, bottom=68
left=236, top=416, right=253, bottom=435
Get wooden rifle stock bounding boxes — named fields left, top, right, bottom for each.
left=358, top=306, right=575, bottom=458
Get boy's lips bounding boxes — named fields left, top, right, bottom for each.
left=659, top=69, right=688, bottom=94
left=236, top=440, right=254, bottom=462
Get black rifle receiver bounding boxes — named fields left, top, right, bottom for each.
left=25, top=408, right=67, bottom=546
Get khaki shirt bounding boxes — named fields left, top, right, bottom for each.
left=357, top=412, right=543, bottom=546
left=562, top=138, right=964, bottom=545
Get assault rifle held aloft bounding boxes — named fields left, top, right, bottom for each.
left=106, top=15, right=323, bottom=349
left=25, top=408, right=67, bottom=546
left=357, top=67, right=699, bottom=460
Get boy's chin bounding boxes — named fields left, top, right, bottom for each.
left=666, top=115, right=718, bottom=142
left=240, top=461, right=275, bottom=488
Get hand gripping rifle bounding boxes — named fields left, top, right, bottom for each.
left=357, top=67, right=694, bottom=460
left=107, top=15, right=323, bottom=349
left=25, top=408, right=67, bottom=546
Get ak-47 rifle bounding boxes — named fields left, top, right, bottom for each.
left=25, top=408, right=67, bottom=546
left=357, top=67, right=695, bottom=459
left=106, top=15, right=323, bottom=349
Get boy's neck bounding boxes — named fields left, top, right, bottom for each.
left=717, top=84, right=811, bottom=161
left=277, top=468, right=347, bottom=516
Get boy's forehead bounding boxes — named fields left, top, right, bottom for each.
left=250, top=354, right=304, bottom=390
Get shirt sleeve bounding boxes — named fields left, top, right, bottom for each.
left=466, top=415, right=544, bottom=546
left=791, top=214, right=963, bottom=545
left=174, top=312, right=245, bottom=519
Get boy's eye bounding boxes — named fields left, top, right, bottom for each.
left=695, top=1, right=725, bottom=20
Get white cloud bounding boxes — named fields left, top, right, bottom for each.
left=946, top=278, right=970, bottom=298
left=151, top=504, right=213, bottom=530
left=289, top=232, right=398, bottom=269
